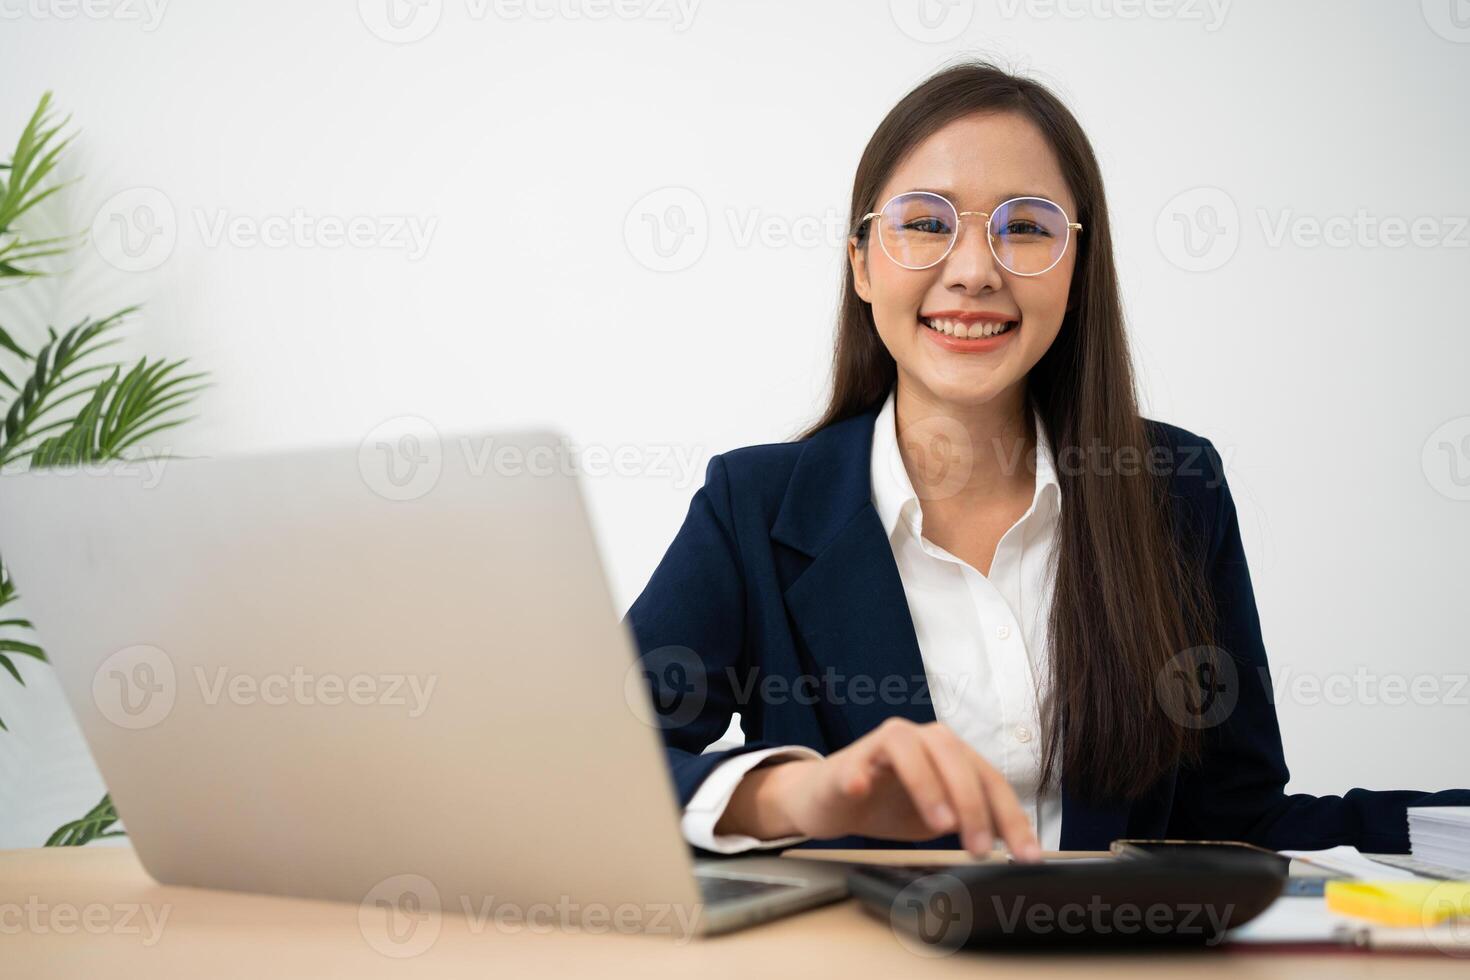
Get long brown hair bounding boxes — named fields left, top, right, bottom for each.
left=796, top=58, right=1217, bottom=804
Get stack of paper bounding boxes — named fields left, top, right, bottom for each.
left=1409, top=807, right=1470, bottom=874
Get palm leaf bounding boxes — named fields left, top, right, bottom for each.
left=0, top=555, right=44, bottom=735
left=0, top=307, right=136, bottom=466
left=0, top=91, right=81, bottom=283
left=30, top=358, right=207, bottom=468
left=44, top=793, right=123, bottom=847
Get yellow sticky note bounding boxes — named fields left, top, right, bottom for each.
left=1325, top=881, right=1470, bottom=928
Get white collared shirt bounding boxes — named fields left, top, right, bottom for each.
left=681, top=384, right=1065, bottom=854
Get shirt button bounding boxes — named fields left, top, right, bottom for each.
left=1014, top=725, right=1032, bottom=743
left=996, top=625, right=1011, bottom=640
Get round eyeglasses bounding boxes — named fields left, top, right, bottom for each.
left=856, top=191, right=1082, bottom=276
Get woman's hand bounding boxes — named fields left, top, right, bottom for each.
left=715, top=717, right=1043, bottom=860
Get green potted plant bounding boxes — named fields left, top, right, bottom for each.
left=0, top=92, right=207, bottom=845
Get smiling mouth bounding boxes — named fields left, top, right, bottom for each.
left=919, top=316, right=1020, bottom=339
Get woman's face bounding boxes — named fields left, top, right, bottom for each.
left=848, top=111, right=1079, bottom=410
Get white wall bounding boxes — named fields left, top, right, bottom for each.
left=1, top=0, right=1467, bottom=847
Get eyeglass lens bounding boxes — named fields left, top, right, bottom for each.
left=877, top=192, right=1072, bottom=274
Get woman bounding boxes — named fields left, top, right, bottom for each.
left=622, top=60, right=1467, bottom=861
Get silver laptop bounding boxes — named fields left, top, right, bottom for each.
left=0, top=425, right=847, bottom=938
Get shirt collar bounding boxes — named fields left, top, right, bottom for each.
left=869, top=383, right=1062, bottom=543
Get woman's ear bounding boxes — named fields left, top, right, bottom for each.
left=848, top=236, right=872, bottom=303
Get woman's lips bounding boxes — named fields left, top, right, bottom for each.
left=918, top=315, right=1019, bottom=353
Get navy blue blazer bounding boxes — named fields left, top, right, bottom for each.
left=622, top=402, right=1467, bottom=855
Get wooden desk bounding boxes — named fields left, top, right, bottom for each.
left=2, top=846, right=1462, bottom=978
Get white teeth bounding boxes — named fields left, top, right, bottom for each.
left=922, top=317, right=1017, bottom=339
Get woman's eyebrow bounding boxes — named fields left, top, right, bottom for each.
left=906, top=186, right=1061, bottom=205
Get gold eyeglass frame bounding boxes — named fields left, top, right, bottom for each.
left=857, top=190, right=1083, bottom=277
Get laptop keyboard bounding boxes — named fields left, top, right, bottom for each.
left=695, top=874, right=803, bottom=905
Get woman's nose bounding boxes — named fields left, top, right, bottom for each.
left=942, top=216, right=1005, bottom=291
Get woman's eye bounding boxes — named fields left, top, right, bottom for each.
left=905, top=218, right=951, bottom=234
left=1003, top=220, right=1051, bottom=236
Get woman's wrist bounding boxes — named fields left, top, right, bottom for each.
left=713, top=757, right=815, bottom=840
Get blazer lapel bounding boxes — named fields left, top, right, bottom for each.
left=770, top=404, right=938, bottom=745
